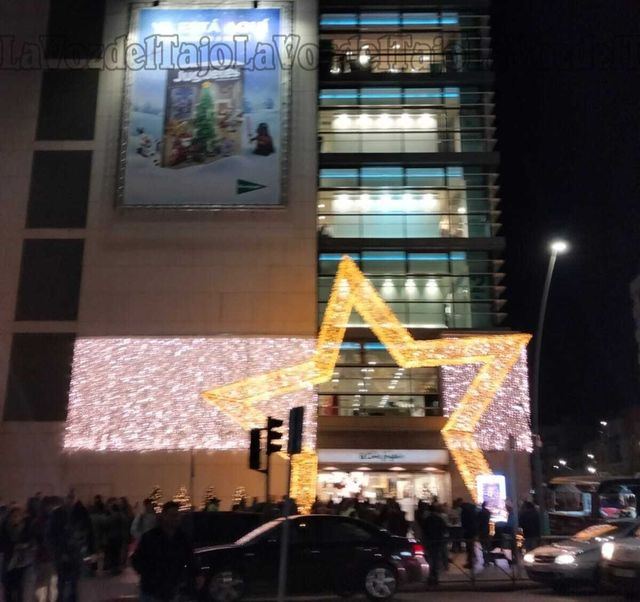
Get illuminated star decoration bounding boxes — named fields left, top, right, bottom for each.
left=202, top=256, right=531, bottom=504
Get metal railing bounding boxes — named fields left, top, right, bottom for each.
left=318, top=131, right=495, bottom=154
left=317, top=212, right=494, bottom=238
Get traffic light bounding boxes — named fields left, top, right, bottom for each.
left=287, top=406, right=304, bottom=455
left=249, top=428, right=262, bottom=470
left=266, top=416, right=284, bottom=455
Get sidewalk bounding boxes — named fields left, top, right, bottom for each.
left=79, top=560, right=536, bottom=602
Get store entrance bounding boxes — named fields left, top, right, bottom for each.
left=317, top=469, right=451, bottom=521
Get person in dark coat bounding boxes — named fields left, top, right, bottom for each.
left=0, top=506, right=35, bottom=602
left=47, top=491, right=93, bottom=602
left=460, top=500, right=478, bottom=569
left=104, top=500, right=125, bottom=575
left=131, top=501, right=196, bottom=602
left=420, top=504, right=447, bottom=586
left=519, top=501, right=541, bottom=551
left=477, top=501, right=492, bottom=565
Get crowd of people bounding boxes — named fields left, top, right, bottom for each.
left=0, top=489, right=542, bottom=600
left=0, top=490, right=162, bottom=601
left=311, top=495, right=542, bottom=586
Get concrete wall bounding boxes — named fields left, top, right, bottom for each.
left=0, top=0, right=317, bottom=506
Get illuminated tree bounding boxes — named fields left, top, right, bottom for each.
left=173, top=486, right=192, bottom=512
left=232, top=486, right=247, bottom=509
left=202, top=485, right=216, bottom=509
left=148, top=485, right=163, bottom=513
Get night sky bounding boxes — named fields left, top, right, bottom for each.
left=492, top=0, right=640, bottom=436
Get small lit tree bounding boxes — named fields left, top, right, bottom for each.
left=148, top=486, right=163, bottom=513
left=173, top=486, right=192, bottom=512
left=232, top=486, right=247, bottom=508
left=202, top=485, right=216, bottom=509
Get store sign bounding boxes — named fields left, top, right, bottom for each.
left=119, top=5, right=289, bottom=207
left=318, top=449, right=449, bottom=465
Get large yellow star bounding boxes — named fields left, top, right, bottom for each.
left=202, top=256, right=531, bottom=505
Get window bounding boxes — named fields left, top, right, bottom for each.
left=45, top=0, right=106, bottom=59
left=3, top=333, right=75, bottom=421
left=290, top=520, right=318, bottom=545
left=321, top=519, right=374, bottom=544
left=15, top=239, right=84, bottom=321
left=36, top=70, right=99, bottom=140
left=27, top=151, right=91, bottom=228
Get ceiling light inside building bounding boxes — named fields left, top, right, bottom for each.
left=358, top=114, right=372, bottom=128
left=378, top=193, right=394, bottom=212
left=334, top=194, right=351, bottom=212
left=418, top=113, right=436, bottom=129
left=398, top=113, right=413, bottom=128
left=423, top=192, right=437, bottom=211
left=334, top=113, right=351, bottom=129
left=378, top=113, right=393, bottom=129
left=359, top=193, right=372, bottom=212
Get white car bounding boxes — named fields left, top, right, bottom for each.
left=600, top=523, right=640, bottom=597
left=524, top=520, right=639, bottom=592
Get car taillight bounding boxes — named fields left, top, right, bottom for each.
left=412, top=543, right=425, bottom=556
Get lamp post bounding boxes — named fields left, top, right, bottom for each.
left=531, top=239, right=568, bottom=534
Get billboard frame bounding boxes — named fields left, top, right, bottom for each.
left=115, top=1, right=293, bottom=210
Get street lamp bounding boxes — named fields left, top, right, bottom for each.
left=531, top=239, right=569, bottom=534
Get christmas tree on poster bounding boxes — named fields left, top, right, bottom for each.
left=194, top=82, right=216, bottom=155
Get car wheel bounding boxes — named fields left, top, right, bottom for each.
left=207, top=569, right=245, bottom=602
left=364, top=565, right=397, bottom=601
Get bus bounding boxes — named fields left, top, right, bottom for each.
left=548, top=476, right=640, bottom=535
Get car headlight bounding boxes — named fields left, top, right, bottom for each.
left=554, top=553, right=575, bottom=565
left=601, top=542, right=615, bottom=561
left=524, top=553, right=535, bottom=564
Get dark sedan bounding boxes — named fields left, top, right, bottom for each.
left=195, top=514, right=429, bottom=601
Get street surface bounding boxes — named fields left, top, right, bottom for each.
left=78, top=571, right=630, bottom=602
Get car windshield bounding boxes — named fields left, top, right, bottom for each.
left=235, top=519, right=282, bottom=545
left=570, top=523, right=632, bottom=542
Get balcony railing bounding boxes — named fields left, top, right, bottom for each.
left=318, top=394, right=442, bottom=417
left=317, top=302, right=502, bottom=329
left=318, top=130, right=495, bottom=154
left=317, top=212, right=494, bottom=238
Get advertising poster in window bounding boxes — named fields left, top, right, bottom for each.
left=119, top=6, right=289, bottom=207
left=476, top=474, right=507, bottom=521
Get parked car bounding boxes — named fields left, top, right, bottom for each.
left=523, top=520, right=639, bottom=591
left=195, top=514, right=429, bottom=601
left=600, top=522, right=640, bottom=597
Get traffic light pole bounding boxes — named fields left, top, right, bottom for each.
left=265, top=450, right=271, bottom=503
left=277, top=458, right=293, bottom=602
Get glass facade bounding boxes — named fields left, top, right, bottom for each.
left=318, top=342, right=441, bottom=417
left=316, top=2, right=502, bottom=422
left=318, top=88, right=495, bottom=155
left=319, top=11, right=491, bottom=75
left=318, top=252, right=503, bottom=329
left=318, top=164, right=497, bottom=239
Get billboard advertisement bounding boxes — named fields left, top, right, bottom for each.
left=476, top=474, right=507, bottom=521
left=120, top=6, right=289, bottom=207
